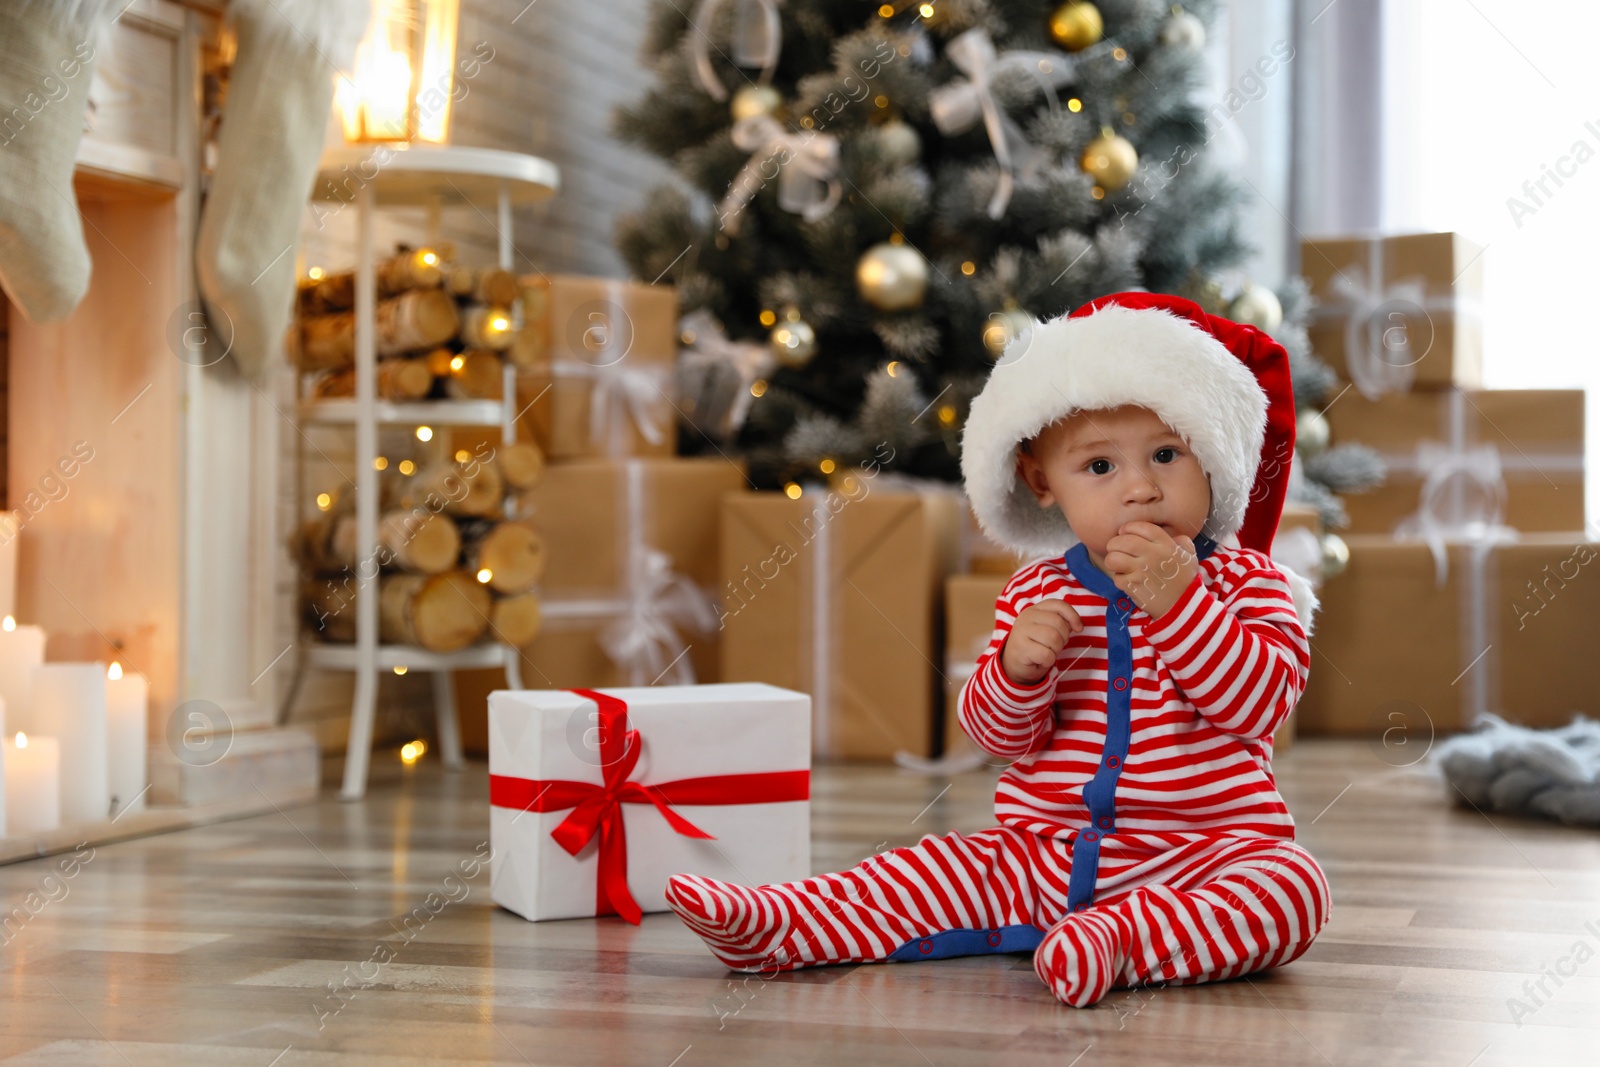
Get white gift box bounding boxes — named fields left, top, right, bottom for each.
left=489, top=683, right=812, bottom=923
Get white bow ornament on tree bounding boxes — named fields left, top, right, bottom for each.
left=689, top=0, right=783, bottom=100
left=717, top=114, right=841, bottom=235
left=929, top=28, right=1078, bottom=218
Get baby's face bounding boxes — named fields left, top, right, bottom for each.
left=1016, top=404, right=1212, bottom=561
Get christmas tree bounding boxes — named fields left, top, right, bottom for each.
left=614, top=0, right=1381, bottom=540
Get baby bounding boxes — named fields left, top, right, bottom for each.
left=667, top=292, right=1330, bottom=1008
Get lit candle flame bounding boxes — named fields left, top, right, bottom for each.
left=476, top=568, right=493, bottom=584
left=108, top=661, right=123, bottom=680
left=15, top=732, right=27, bottom=748
left=2, top=615, right=14, bottom=631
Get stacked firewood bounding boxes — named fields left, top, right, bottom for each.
left=289, top=243, right=540, bottom=401
left=291, top=244, right=549, bottom=654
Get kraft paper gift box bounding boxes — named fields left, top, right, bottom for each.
left=942, top=573, right=1009, bottom=758
left=516, top=275, right=678, bottom=459
left=1324, top=388, right=1585, bottom=534
left=1297, top=533, right=1600, bottom=736
left=1266, top=502, right=1326, bottom=754
left=719, top=486, right=961, bottom=761
left=488, top=683, right=811, bottom=923
left=960, top=495, right=1030, bottom=576
left=456, top=457, right=746, bottom=756
left=1301, top=231, right=1484, bottom=393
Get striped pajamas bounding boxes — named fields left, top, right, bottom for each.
left=668, top=538, right=1331, bottom=1007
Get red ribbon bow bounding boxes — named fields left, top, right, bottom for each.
left=489, top=688, right=810, bottom=924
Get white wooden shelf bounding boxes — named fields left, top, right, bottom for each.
left=286, top=145, right=558, bottom=802
left=298, top=398, right=505, bottom=427
left=312, top=144, right=559, bottom=207
left=304, top=641, right=523, bottom=673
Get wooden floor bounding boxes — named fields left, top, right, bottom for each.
left=2, top=739, right=1598, bottom=1065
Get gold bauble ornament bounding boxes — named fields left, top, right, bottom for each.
left=1161, top=9, right=1206, bottom=50
left=730, top=84, right=784, bottom=123
left=875, top=118, right=921, bottom=166
left=769, top=308, right=817, bottom=367
left=1048, top=0, right=1103, bottom=51
left=856, top=240, right=929, bottom=311
left=982, top=306, right=1035, bottom=358
left=1320, top=532, right=1350, bottom=580
left=1228, top=283, right=1284, bottom=332
left=1296, top=408, right=1331, bottom=458
left=1080, top=128, right=1138, bottom=192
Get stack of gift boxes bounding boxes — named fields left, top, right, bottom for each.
left=455, top=277, right=745, bottom=750
left=456, top=274, right=971, bottom=763
left=1295, top=231, right=1592, bottom=736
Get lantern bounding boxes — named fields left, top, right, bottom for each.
left=335, top=0, right=460, bottom=144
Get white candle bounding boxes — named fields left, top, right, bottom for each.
left=0, top=512, right=18, bottom=622
left=105, top=661, right=148, bottom=816
left=32, top=663, right=108, bottom=825
left=0, top=615, right=45, bottom=737
left=4, top=732, right=61, bottom=835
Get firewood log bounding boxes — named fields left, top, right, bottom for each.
left=399, top=458, right=505, bottom=519
left=296, top=289, right=460, bottom=370
left=443, top=348, right=504, bottom=400
left=424, top=346, right=456, bottom=376
left=300, top=247, right=447, bottom=313
left=494, top=440, right=545, bottom=490
left=488, top=592, right=542, bottom=647
left=292, top=516, right=348, bottom=575
left=459, top=305, right=516, bottom=351
left=446, top=265, right=519, bottom=307
left=378, top=571, right=491, bottom=652
left=460, top=520, right=545, bottom=594
left=312, top=357, right=434, bottom=401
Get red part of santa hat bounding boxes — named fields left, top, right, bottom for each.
left=961, top=290, right=1298, bottom=558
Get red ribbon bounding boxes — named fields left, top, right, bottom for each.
left=489, top=688, right=810, bottom=924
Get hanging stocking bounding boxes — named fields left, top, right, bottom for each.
left=0, top=0, right=121, bottom=323
left=196, top=0, right=369, bottom=381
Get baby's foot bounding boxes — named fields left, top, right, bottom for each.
left=1034, top=908, right=1131, bottom=1007
left=665, top=873, right=798, bottom=972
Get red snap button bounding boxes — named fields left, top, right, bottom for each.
left=1113, top=677, right=1128, bottom=691
left=1083, top=830, right=1099, bottom=842
left=1106, top=756, right=1120, bottom=769
left=987, top=931, right=1002, bottom=946
left=919, top=939, right=933, bottom=954
left=1073, top=903, right=1088, bottom=912
left=1098, top=817, right=1112, bottom=829
left=1116, top=597, right=1132, bottom=611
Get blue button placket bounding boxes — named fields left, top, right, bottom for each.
left=1061, top=534, right=1217, bottom=914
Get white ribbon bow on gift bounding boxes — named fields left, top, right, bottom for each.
left=599, top=546, right=722, bottom=686
left=689, top=0, right=782, bottom=101
left=677, top=309, right=774, bottom=439
left=1330, top=269, right=1430, bottom=401
left=1393, top=440, right=1518, bottom=586
left=718, top=114, right=842, bottom=235
left=929, top=28, right=1076, bottom=218
left=552, top=359, right=671, bottom=452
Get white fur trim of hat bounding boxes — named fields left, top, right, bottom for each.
left=960, top=301, right=1269, bottom=559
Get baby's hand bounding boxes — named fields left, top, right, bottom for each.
left=1000, top=599, right=1083, bottom=686
left=1104, top=521, right=1199, bottom=619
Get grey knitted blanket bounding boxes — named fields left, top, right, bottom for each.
left=1435, top=713, right=1600, bottom=827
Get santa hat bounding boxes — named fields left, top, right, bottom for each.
left=961, top=290, right=1319, bottom=631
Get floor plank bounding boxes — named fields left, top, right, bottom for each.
left=2, top=740, right=1597, bottom=1065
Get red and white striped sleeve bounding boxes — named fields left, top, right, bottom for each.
left=1141, top=549, right=1310, bottom=741
left=956, top=564, right=1059, bottom=761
